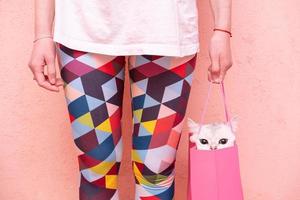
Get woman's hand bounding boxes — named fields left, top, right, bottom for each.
left=28, top=38, right=64, bottom=92
left=208, top=31, right=233, bottom=83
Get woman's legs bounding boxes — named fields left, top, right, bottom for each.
left=128, top=54, right=197, bottom=199
left=56, top=43, right=126, bottom=200
left=56, top=42, right=197, bottom=200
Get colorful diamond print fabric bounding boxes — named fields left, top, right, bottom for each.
left=56, top=42, right=197, bottom=200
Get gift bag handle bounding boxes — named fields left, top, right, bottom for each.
left=198, top=81, right=233, bottom=132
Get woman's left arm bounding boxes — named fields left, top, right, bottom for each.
left=207, top=0, right=232, bottom=83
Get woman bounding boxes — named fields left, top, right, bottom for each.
left=28, top=0, right=233, bottom=199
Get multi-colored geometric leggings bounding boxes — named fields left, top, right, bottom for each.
left=55, top=42, right=197, bottom=200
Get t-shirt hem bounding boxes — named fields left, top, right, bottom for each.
left=53, top=33, right=200, bottom=57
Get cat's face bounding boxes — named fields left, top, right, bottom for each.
left=187, top=117, right=237, bottom=150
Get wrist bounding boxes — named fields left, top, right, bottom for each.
left=213, top=28, right=232, bottom=37
left=210, top=31, right=231, bottom=44
left=214, top=21, right=231, bottom=31
left=33, top=34, right=53, bottom=43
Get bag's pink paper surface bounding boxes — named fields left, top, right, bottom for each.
left=188, top=142, right=244, bottom=200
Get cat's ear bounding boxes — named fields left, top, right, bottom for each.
left=228, top=115, right=238, bottom=132
left=187, top=118, right=198, bottom=129
left=187, top=118, right=200, bottom=133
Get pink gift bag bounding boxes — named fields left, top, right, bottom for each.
left=187, top=81, right=244, bottom=200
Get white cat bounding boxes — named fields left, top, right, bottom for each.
left=187, top=116, right=238, bottom=150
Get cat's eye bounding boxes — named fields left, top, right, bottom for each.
left=219, top=138, right=228, bottom=144
left=200, top=139, right=208, bottom=144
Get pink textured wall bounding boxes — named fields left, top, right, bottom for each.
left=1, top=0, right=300, bottom=199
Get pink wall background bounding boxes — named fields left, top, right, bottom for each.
left=1, top=0, right=300, bottom=199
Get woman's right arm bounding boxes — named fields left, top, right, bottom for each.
left=28, top=0, right=63, bottom=92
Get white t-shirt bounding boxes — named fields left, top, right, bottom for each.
left=53, top=0, right=200, bottom=57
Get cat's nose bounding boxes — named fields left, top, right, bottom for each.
left=210, top=146, right=217, bottom=150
